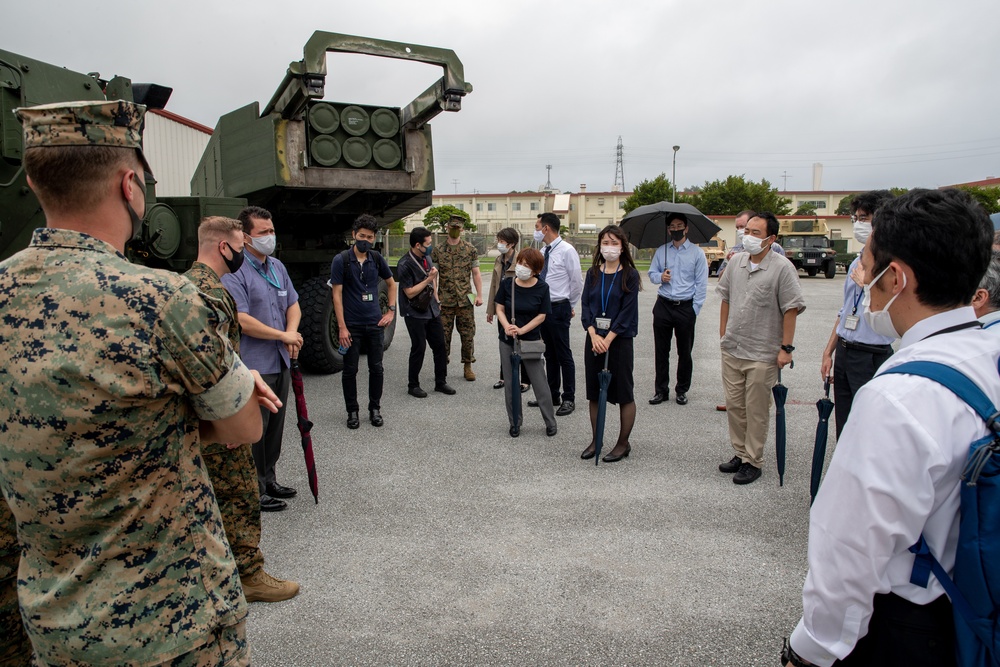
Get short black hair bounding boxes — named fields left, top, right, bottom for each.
left=238, top=205, right=272, bottom=234
left=497, top=227, right=519, bottom=245
left=752, top=212, right=779, bottom=238
left=353, top=214, right=379, bottom=234
left=538, top=212, right=560, bottom=232
left=409, top=226, right=432, bottom=248
left=665, top=213, right=688, bottom=226
left=869, top=188, right=992, bottom=308
left=851, top=190, right=895, bottom=217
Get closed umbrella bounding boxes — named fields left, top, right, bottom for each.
left=620, top=201, right=722, bottom=247
left=772, top=364, right=790, bottom=486
left=509, top=342, right=522, bottom=430
left=810, top=379, right=835, bottom=504
left=593, top=351, right=613, bottom=466
left=290, top=358, right=319, bottom=504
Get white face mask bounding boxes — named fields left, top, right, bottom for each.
left=742, top=234, right=767, bottom=256
left=862, top=265, right=905, bottom=339
left=853, top=221, right=872, bottom=245
left=496, top=243, right=508, bottom=254
left=249, top=234, right=276, bottom=257
left=533, top=230, right=545, bottom=243
left=736, top=228, right=745, bottom=243
left=600, top=246, right=622, bottom=261
left=514, top=264, right=533, bottom=281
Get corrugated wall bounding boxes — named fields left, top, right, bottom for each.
left=143, top=112, right=212, bottom=196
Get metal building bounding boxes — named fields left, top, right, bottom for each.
left=143, top=109, right=212, bottom=196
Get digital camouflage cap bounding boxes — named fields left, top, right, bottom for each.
left=448, top=216, right=465, bottom=228
left=14, top=99, right=153, bottom=174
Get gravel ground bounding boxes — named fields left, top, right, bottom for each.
left=246, top=271, right=847, bottom=666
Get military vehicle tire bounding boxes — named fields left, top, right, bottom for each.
left=824, top=260, right=837, bottom=279
left=806, top=268, right=818, bottom=277
left=298, top=276, right=344, bottom=374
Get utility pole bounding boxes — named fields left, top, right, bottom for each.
left=452, top=179, right=460, bottom=194
left=671, top=146, right=680, bottom=203
left=545, top=164, right=553, bottom=191
left=613, top=136, right=625, bottom=192
left=781, top=171, right=790, bottom=190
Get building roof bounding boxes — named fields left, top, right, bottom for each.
left=148, top=108, right=213, bottom=135
left=943, top=177, right=1000, bottom=188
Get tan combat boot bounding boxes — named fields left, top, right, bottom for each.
left=464, top=363, right=476, bottom=381
left=242, top=570, right=300, bottom=603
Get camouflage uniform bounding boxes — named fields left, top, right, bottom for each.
left=0, top=101, right=253, bottom=665
left=433, top=240, right=479, bottom=365
left=0, top=499, right=30, bottom=667
left=184, top=262, right=264, bottom=583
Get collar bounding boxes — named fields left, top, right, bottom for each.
left=668, top=239, right=693, bottom=251
left=738, top=248, right=773, bottom=271
left=30, top=228, right=123, bottom=258
left=900, top=306, right=979, bottom=349
left=980, top=310, right=1000, bottom=329
left=245, top=250, right=268, bottom=271
left=545, top=237, right=561, bottom=249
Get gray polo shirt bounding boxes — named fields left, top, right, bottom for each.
left=716, top=250, right=805, bottom=363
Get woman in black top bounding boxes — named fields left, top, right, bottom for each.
left=494, top=248, right=557, bottom=437
left=580, top=225, right=641, bottom=462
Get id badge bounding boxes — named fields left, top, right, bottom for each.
left=844, top=315, right=859, bottom=331
left=595, top=317, right=612, bottom=331
left=362, top=292, right=374, bottom=302
left=278, top=290, right=288, bottom=297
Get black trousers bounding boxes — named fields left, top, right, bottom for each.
left=540, top=299, right=575, bottom=404
left=833, top=339, right=892, bottom=438
left=404, top=315, right=447, bottom=389
left=652, top=297, right=696, bottom=395
left=835, top=593, right=955, bottom=666
left=342, top=323, right=384, bottom=413
left=255, top=363, right=290, bottom=495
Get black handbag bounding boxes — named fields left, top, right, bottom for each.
left=511, top=279, right=545, bottom=360
left=407, top=253, right=434, bottom=313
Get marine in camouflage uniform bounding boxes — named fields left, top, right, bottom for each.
left=0, top=101, right=259, bottom=666
left=432, top=217, right=484, bottom=380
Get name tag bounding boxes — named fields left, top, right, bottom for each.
left=844, top=315, right=859, bottom=331
left=278, top=290, right=288, bottom=297
left=362, top=292, right=374, bottom=302
left=595, top=317, right=612, bottom=331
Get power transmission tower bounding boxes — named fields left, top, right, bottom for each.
left=452, top=179, right=460, bottom=194
left=613, top=136, right=625, bottom=192
left=545, top=164, right=553, bottom=191
left=781, top=171, right=790, bottom=190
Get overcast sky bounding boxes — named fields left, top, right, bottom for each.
left=6, top=0, right=999, bottom=194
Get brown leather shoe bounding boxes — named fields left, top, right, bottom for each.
left=464, top=363, right=476, bottom=381
left=242, top=570, right=300, bottom=603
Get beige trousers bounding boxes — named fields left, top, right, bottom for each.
left=721, top=350, right=778, bottom=468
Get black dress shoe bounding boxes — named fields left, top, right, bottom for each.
left=580, top=444, right=596, bottom=460
left=408, top=386, right=427, bottom=398
left=556, top=400, right=575, bottom=416
left=733, top=462, right=762, bottom=485
left=649, top=393, right=668, bottom=405
left=493, top=379, right=505, bottom=389
left=266, top=483, right=297, bottom=499
left=346, top=412, right=360, bottom=429
left=369, top=409, right=384, bottom=427
left=546, top=424, right=558, bottom=437
left=527, top=399, right=539, bottom=407
left=260, top=494, right=287, bottom=512
left=719, top=456, right=742, bottom=473
left=602, top=444, right=631, bottom=463
left=509, top=425, right=520, bottom=437
left=675, top=393, right=688, bottom=405
left=434, top=383, right=456, bottom=395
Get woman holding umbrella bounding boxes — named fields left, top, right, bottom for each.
left=580, top=225, right=641, bottom=463
left=494, top=248, right=557, bottom=438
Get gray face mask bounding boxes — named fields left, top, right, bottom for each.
left=249, top=234, right=276, bottom=256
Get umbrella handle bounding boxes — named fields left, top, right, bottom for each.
left=823, top=378, right=831, bottom=397
left=603, top=350, right=610, bottom=373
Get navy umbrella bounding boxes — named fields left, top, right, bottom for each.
left=810, top=379, right=835, bottom=505
left=593, top=351, right=613, bottom=466
left=772, top=363, right=791, bottom=486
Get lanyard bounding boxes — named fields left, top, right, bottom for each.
left=851, top=285, right=864, bottom=315
left=251, top=258, right=281, bottom=289
left=985, top=319, right=1000, bottom=329
left=600, top=266, right=620, bottom=316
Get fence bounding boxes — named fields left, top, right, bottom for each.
left=380, top=232, right=658, bottom=262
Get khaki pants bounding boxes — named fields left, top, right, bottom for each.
left=721, top=350, right=777, bottom=468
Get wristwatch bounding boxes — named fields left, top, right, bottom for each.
left=781, top=638, right=810, bottom=667
left=780, top=344, right=795, bottom=354
left=388, top=306, right=396, bottom=312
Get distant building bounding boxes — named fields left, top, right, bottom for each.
left=143, top=109, right=213, bottom=196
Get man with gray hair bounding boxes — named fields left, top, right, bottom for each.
left=973, top=249, right=1000, bottom=331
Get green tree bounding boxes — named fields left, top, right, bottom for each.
left=958, top=186, right=1000, bottom=214
left=689, top=175, right=792, bottom=215
left=622, top=173, right=681, bottom=214
left=386, top=219, right=406, bottom=234
left=795, top=202, right=819, bottom=216
left=423, top=205, right=472, bottom=232
left=835, top=195, right=855, bottom=216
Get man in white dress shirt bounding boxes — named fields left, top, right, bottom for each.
left=784, top=189, right=998, bottom=667
left=973, top=250, right=1000, bottom=332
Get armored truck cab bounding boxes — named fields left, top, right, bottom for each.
left=777, top=218, right=837, bottom=279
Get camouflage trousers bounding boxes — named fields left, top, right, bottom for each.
left=440, top=304, right=476, bottom=364
left=162, top=621, right=248, bottom=667
left=0, top=500, right=31, bottom=667
left=202, top=445, right=264, bottom=581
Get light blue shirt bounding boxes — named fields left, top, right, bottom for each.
left=648, top=239, right=709, bottom=315
left=835, top=255, right=895, bottom=345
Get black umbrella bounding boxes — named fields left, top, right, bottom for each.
left=620, top=201, right=722, bottom=247
left=810, top=379, right=835, bottom=505
left=290, top=359, right=319, bottom=503
left=772, top=363, right=791, bottom=486
left=510, top=341, right=522, bottom=430
left=593, top=351, right=613, bottom=466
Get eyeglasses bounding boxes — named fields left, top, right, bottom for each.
left=851, top=214, right=871, bottom=223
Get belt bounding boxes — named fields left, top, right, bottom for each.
left=551, top=298, right=569, bottom=304
left=659, top=296, right=693, bottom=306
left=840, top=337, right=892, bottom=354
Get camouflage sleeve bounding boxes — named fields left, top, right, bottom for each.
left=468, top=244, right=480, bottom=268
left=155, top=282, right=255, bottom=421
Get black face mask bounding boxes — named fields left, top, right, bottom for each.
left=670, top=229, right=685, bottom=242
left=222, top=242, right=245, bottom=274
left=355, top=239, right=372, bottom=254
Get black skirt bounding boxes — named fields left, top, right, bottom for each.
left=584, top=334, right=635, bottom=405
